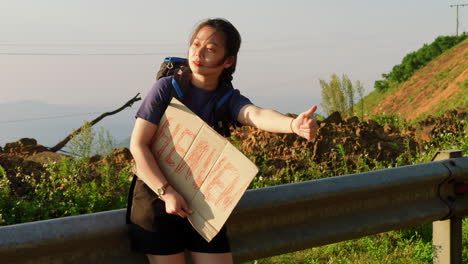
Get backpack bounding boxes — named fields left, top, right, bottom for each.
left=157, top=57, right=235, bottom=138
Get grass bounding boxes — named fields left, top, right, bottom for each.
left=414, top=91, right=466, bottom=122
left=244, top=230, right=433, bottom=264
left=242, top=220, right=468, bottom=264
left=359, top=83, right=399, bottom=117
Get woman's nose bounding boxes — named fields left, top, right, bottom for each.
left=194, top=47, right=204, bottom=58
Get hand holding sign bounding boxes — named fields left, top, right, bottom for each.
left=291, top=105, right=319, bottom=141
left=161, top=187, right=193, bottom=218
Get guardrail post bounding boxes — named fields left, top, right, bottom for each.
left=432, top=150, right=463, bottom=264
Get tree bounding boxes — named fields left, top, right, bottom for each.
left=320, top=74, right=364, bottom=118
left=355, top=80, right=365, bottom=120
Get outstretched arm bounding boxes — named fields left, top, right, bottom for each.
left=237, top=104, right=319, bottom=141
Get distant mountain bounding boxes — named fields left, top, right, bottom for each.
left=0, top=100, right=136, bottom=148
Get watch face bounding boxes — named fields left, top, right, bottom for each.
left=156, top=188, right=164, bottom=196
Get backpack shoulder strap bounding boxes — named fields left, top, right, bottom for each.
left=171, top=76, right=185, bottom=100
left=216, top=88, right=235, bottom=110
left=170, top=66, right=191, bottom=101
left=213, top=82, right=235, bottom=137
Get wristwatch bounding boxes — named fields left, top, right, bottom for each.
left=156, top=182, right=171, bottom=196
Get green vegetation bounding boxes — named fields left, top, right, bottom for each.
left=65, top=121, right=117, bottom=158
left=246, top=218, right=468, bottom=264
left=0, top=158, right=132, bottom=225
left=375, top=34, right=467, bottom=92
left=359, top=83, right=398, bottom=119
left=369, top=112, right=409, bottom=129
left=245, top=230, right=434, bottom=264
left=320, top=74, right=364, bottom=119
left=0, top=125, right=131, bottom=225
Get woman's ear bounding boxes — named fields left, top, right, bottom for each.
left=223, top=56, right=234, bottom=69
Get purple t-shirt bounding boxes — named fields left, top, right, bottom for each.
left=136, top=76, right=253, bottom=126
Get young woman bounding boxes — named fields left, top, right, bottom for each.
left=128, top=18, right=318, bottom=264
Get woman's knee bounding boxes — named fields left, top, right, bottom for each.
left=146, top=252, right=186, bottom=264
left=189, top=251, right=233, bottom=264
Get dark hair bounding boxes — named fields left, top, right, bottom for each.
left=190, top=18, right=241, bottom=82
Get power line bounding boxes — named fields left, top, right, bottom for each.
left=0, top=47, right=307, bottom=56
left=0, top=38, right=307, bottom=48
left=0, top=112, right=103, bottom=124
left=0, top=42, right=183, bottom=47
left=450, top=3, right=468, bottom=36
left=0, top=40, right=314, bottom=56
left=0, top=52, right=173, bottom=56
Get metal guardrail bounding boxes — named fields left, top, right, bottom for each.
left=0, top=210, right=145, bottom=264
left=229, top=152, right=468, bottom=263
left=0, top=152, right=467, bottom=264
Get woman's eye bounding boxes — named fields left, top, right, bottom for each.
left=207, top=46, right=217, bottom=52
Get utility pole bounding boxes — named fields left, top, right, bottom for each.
left=450, top=3, right=468, bottom=36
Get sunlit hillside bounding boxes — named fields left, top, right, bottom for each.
left=364, top=38, right=468, bottom=121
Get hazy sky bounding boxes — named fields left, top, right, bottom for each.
left=0, top=0, right=465, bottom=114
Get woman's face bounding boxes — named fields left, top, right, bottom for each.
left=188, top=26, right=233, bottom=78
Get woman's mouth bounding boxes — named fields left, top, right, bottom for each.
left=192, top=60, right=203, bottom=67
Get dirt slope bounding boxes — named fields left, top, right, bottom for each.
left=368, top=39, right=468, bottom=121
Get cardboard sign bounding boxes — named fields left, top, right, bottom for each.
left=150, top=98, right=258, bottom=242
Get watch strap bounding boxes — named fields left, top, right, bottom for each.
left=157, top=182, right=171, bottom=196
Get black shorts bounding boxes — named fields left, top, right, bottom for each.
left=127, top=178, right=231, bottom=255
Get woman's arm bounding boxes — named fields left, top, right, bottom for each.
left=237, top=104, right=319, bottom=141
left=130, top=117, right=192, bottom=217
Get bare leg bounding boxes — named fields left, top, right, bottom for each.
left=146, top=253, right=186, bottom=264
left=190, top=251, right=233, bottom=264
